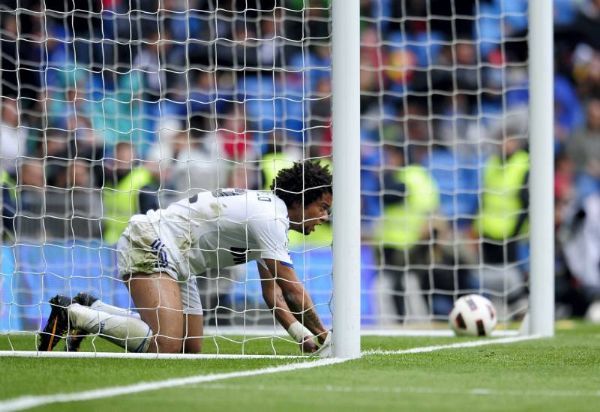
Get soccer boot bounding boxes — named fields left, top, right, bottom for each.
left=65, top=292, right=99, bottom=352
left=38, top=295, right=72, bottom=351
left=73, top=292, right=98, bottom=307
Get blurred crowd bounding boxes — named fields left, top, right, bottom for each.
left=1, top=0, right=600, bottom=322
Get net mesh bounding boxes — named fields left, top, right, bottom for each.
left=0, top=1, right=335, bottom=350
left=0, top=0, right=534, bottom=349
left=360, top=1, right=531, bottom=326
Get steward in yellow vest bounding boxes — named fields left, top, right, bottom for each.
left=475, top=148, right=529, bottom=264
left=102, top=143, right=158, bottom=244
left=374, top=145, right=440, bottom=317
left=1, top=170, right=17, bottom=240
left=375, top=164, right=439, bottom=250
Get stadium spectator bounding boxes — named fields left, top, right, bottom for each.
left=0, top=170, right=16, bottom=241
left=13, top=158, right=46, bottom=231
left=0, top=13, right=19, bottom=99
left=147, top=118, right=230, bottom=201
left=359, top=27, right=383, bottom=116
left=555, top=75, right=586, bottom=149
left=555, top=151, right=575, bottom=216
left=570, top=0, right=600, bottom=50
left=43, top=125, right=96, bottom=192
left=44, top=0, right=103, bottom=67
left=0, top=8, right=43, bottom=109
left=213, top=106, right=255, bottom=163
left=571, top=45, right=600, bottom=102
left=0, top=99, right=27, bottom=177
left=474, top=112, right=530, bottom=314
left=50, top=67, right=150, bottom=158
left=377, top=143, right=477, bottom=317
left=422, top=142, right=480, bottom=231
left=187, top=70, right=233, bottom=137
left=131, top=24, right=186, bottom=103
left=554, top=151, right=585, bottom=319
left=132, top=30, right=167, bottom=103
left=560, top=193, right=600, bottom=320
left=375, top=144, right=437, bottom=317
left=307, top=76, right=333, bottom=149
left=566, top=98, right=600, bottom=202
left=99, top=142, right=159, bottom=244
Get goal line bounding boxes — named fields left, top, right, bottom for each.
left=0, top=328, right=522, bottom=359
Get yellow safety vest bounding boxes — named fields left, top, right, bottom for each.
left=0, top=171, right=16, bottom=201
left=102, top=167, right=154, bottom=244
left=376, top=165, right=439, bottom=249
left=260, top=152, right=296, bottom=190
left=476, top=150, right=529, bottom=240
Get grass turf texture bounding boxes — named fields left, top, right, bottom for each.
left=0, top=322, right=598, bottom=411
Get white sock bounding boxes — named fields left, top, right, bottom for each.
left=90, top=300, right=141, bottom=319
left=69, top=303, right=152, bottom=353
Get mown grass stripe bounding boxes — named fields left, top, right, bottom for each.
left=0, top=335, right=541, bottom=412
left=201, top=382, right=600, bottom=398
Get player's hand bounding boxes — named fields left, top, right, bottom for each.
left=313, top=331, right=332, bottom=358
left=316, top=330, right=329, bottom=345
left=300, top=336, right=318, bottom=354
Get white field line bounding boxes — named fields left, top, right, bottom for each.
left=199, top=328, right=520, bottom=337
left=0, top=333, right=526, bottom=360
left=0, top=358, right=347, bottom=412
left=357, top=329, right=519, bottom=337
left=0, top=351, right=305, bottom=360
left=201, top=382, right=600, bottom=399
left=364, top=335, right=539, bottom=356
left=0, top=330, right=523, bottom=360
left=0, top=335, right=539, bottom=412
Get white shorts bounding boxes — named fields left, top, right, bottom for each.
left=116, top=217, right=203, bottom=315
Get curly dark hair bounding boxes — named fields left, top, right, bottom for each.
left=271, top=160, right=332, bottom=208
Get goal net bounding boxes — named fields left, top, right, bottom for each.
left=360, top=1, right=534, bottom=328
left=0, top=0, right=545, bottom=355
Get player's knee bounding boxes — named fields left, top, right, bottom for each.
left=184, top=337, right=202, bottom=354
left=155, top=335, right=183, bottom=353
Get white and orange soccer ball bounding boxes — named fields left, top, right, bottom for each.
left=449, top=294, right=497, bottom=337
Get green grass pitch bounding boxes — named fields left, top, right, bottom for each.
left=0, top=322, right=599, bottom=412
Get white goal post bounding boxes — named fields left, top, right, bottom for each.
left=527, top=0, right=555, bottom=337
left=331, top=0, right=361, bottom=358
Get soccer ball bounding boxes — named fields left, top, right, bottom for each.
left=449, top=294, right=497, bottom=337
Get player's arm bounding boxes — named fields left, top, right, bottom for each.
left=259, top=258, right=328, bottom=344
left=257, top=260, right=318, bottom=352
left=257, top=260, right=298, bottom=330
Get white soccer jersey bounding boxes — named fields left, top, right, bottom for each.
left=140, top=188, right=292, bottom=279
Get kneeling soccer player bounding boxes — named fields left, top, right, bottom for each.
left=38, top=161, right=333, bottom=355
